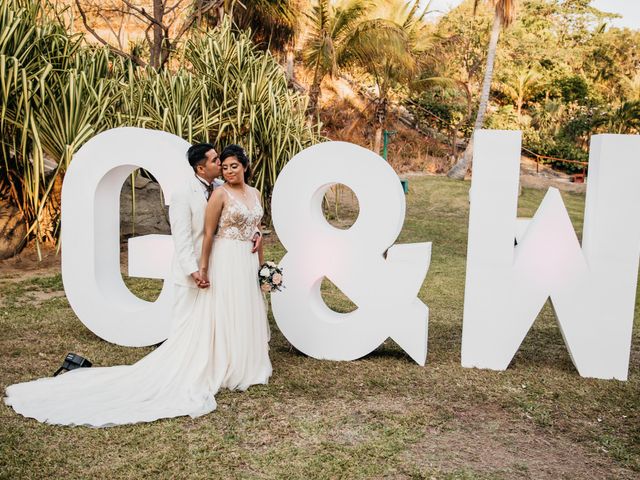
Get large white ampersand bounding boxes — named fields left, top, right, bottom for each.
left=271, top=141, right=432, bottom=365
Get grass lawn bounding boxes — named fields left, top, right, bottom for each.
left=1, top=176, right=638, bottom=479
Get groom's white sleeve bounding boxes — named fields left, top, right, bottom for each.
left=169, top=191, right=199, bottom=276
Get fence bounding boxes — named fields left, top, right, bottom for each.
left=521, top=147, right=589, bottom=182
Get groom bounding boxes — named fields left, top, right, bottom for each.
left=169, top=143, right=262, bottom=292
left=170, top=143, right=221, bottom=290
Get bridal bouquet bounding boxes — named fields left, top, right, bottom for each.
left=259, top=261, right=284, bottom=293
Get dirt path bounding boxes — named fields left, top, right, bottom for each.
left=519, top=155, right=587, bottom=194
left=0, top=243, right=60, bottom=280
left=404, top=404, right=633, bottom=479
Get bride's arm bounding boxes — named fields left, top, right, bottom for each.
left=257, top=230, right=264, bottom=265
left=254, top=187, right=264, bottom=265
left=256, top=231, right=264, bottom=265
left=199, top=189, right=225, bottom=284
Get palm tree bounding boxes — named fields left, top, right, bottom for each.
left=447, top=0, right=518, bottom=179
left=303, top=0, right=370, bottom=115
left=351, top=0, right=431, bottom=153
left=598, top=101, right=640, bottom=134
left=531, top=99, right=565, bottom=136
left=497, top=67, right=540, bottom=119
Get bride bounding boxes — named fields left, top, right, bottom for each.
left=3, top=144, right=272, bottom=427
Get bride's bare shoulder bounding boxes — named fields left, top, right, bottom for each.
left=210, top=187, right=226, bottom=201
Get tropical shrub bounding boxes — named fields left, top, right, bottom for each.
left=186, top=19, right=320, bottom=208
left=0, top=0, right=103, bottom=250
left=0, top=2, right=320, bottom=254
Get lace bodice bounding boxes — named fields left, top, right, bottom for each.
left=215, top=187, right=263, bottom=241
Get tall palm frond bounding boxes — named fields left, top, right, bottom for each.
left=596, top=100, right=640, bottom=134
left=474, top=0, right=516, bottom=26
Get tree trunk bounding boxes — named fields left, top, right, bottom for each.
left=447, top=13, right=502, bottom=179
left=373, top=96, right=388, bottom=154
left=160, top=37, right=171, bottom=69
left=307, top=62, right=323, bottom=116
left=151, top=0, right=165, bottom=69
left=450, top=125, right=459, bottom=158
left=517, top=97, right=523, bottom=118
left=196, top=0, right=203, bottom=25
left=286, top=48, right=295, bottom=87
left=374, top=127, right=383, bottom=155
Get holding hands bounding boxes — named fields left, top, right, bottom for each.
left=191, top=270, right=210, bottom=289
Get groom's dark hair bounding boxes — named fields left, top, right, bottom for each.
left=187, top=143, right=215, bottom=171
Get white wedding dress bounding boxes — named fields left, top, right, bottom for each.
left=4, top=189, right=272, bottom=427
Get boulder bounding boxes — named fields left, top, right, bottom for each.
left=120, top=175, right=171, bottom=238
left=0, top=201, right=27, bottom=259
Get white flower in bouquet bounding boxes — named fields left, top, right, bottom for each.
left=258, top=261, right=284, bottom=293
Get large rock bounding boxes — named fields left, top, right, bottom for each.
left=0, top=201, right=27, bottom=259
left=120, top=175, right=171, bottom=238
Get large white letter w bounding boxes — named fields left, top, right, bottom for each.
left=462, top=130, right=640, bottom=380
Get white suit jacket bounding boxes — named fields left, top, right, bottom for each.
left=169, top=176, right=223, bottom=288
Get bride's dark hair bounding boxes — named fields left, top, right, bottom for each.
left=220, top=144, right=251, bottom=183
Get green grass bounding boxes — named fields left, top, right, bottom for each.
left=1, top=176, right=639, bottom=479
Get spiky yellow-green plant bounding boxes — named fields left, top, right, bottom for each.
left=186, top=18, right=321, bottom=212
left=0, top=0, right=89, bottom=250
left=1, top=3, right=320, bottom=253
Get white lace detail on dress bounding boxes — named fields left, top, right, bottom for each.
left=215, top=187, right=262, bottom=241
